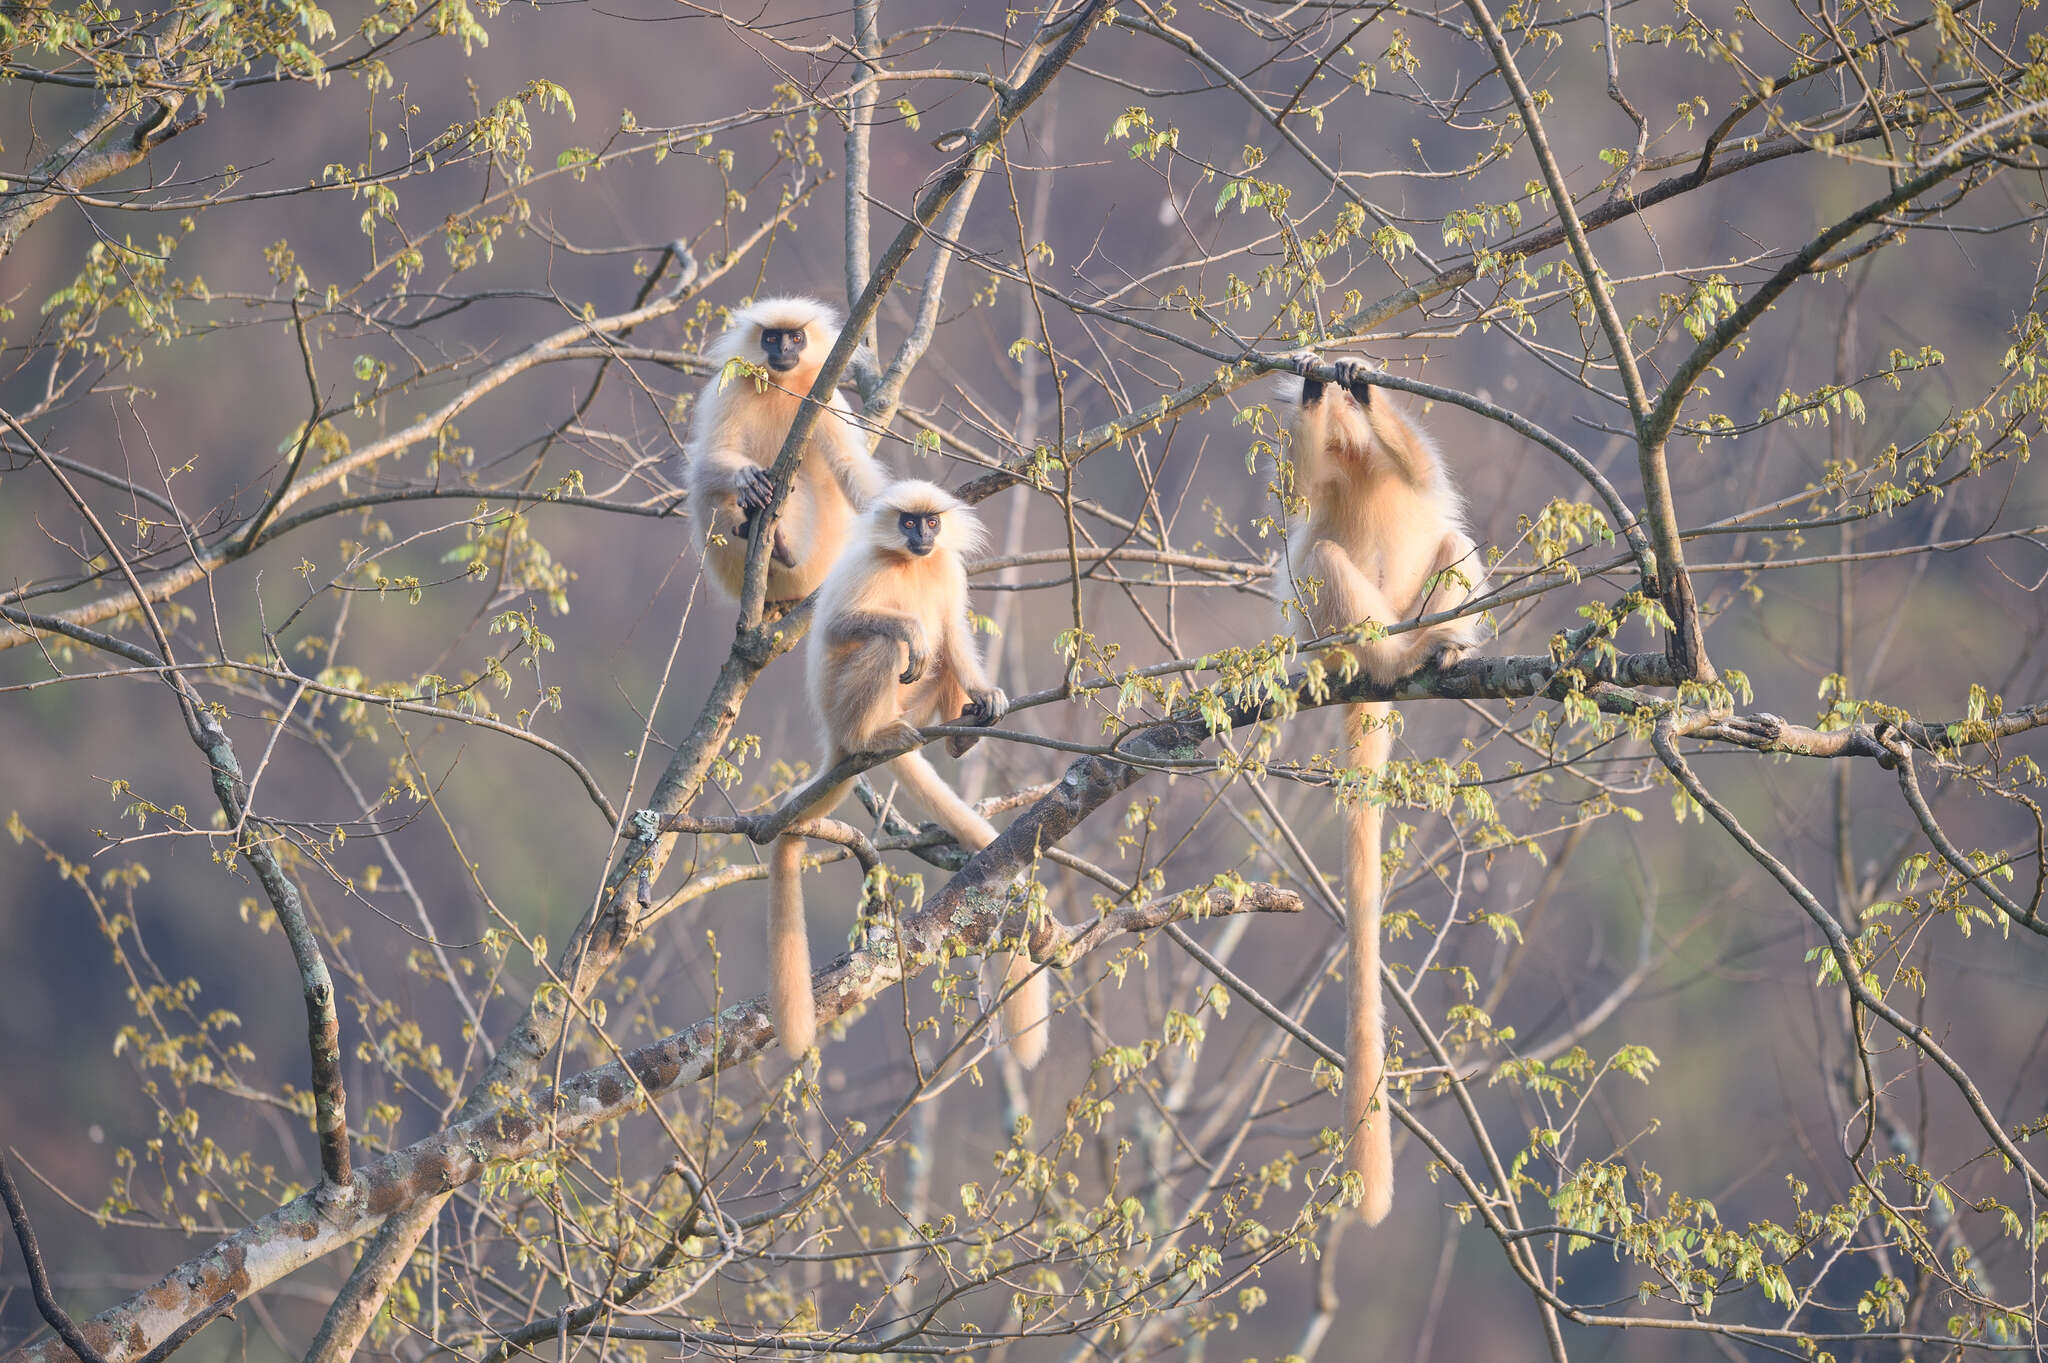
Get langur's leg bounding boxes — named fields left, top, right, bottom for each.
left=1407, top=530, right=1488, bottom=670
left=1301, top=539, right=1415, bottom=684
left=826, top=637, right=918, bottom=753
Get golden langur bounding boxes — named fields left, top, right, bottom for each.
left=1284, top=357, right=1488, bottom=1224
left=768, top=479, right=1050, bottom=1065
left=686, top=297, right=890, bottom=603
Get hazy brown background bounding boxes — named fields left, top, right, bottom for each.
left=4, top=1, right=2045, bottom=1357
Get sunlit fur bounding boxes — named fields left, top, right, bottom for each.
left=685, top=296, right=889, bottom=602
left=1282, top=358, right=1489, bottom=1226
left=766, top=481, right=1048, bottom=1066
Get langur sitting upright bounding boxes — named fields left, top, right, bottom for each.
left=1283, top=356, right=1489, bottom=1225
left=767, top=480, right=1049, bottom=1066
left=686, top=296, right=890, bottom=603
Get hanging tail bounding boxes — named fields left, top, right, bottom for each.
left=998, top=951, right=1050, bottom=1069
left=1344, top=701, right=1394, bottom=1224
left=769, top=833, right=817, bottom=1057
left=890, top=752, right=1050, bottom=1068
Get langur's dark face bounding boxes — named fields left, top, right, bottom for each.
left=759, top=325, right=808, bottom=372
left=897, top=510, right=944, bottom=557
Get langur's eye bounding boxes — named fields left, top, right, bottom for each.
left=925, top=516, right=940, bottom=530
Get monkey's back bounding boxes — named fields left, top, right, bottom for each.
left=1282, top=390, right=1471, bottom=638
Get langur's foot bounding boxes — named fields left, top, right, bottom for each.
left=962, top=688, right=1008, bottom=726
left=867, top=720, right=924, bottom=752
left=1422, top=640, right=1471, bottom=671
left=945, top=688, right=1010, bottom=758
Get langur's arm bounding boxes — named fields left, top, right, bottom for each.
left=827, top=609, right=929, bottom=683
left=940, top=605, right=1006, bottom=755
left=942, top=607, right=1003, bottom=715
left=1288, top=395, right=1338, bottom=497
left=818, top=406, right=890, bottom=507
left=689, top=431, right=775, bottom=512
left=1326, top=358, right=1439, bottom=488
left=1366, top=405, right=1439, bottom=488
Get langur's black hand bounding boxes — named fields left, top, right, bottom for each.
left=1333, top=357, right=1373, bottom=406
left=737, top=466, right=776, bottom=514
left=1301, top=372, right=1327, bottom=406
left=899, top=643, right=927, bottom=685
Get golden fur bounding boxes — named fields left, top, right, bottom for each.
left=1283, top=357, right=1488, bottom=1224
left=768, top=481, right=1049, bottom=1066
left=686, top=296, right=889, bottom=602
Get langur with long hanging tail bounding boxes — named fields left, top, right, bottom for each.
left=767, top=479, right=1050, bottom=1066
left=685, top=296, right=890, bottom=604
left=1283, top=356, right=1489, bottom=1224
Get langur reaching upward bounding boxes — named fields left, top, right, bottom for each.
left=1283, top=356, right=1489, bottom=1224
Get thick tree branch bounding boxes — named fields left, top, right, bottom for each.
left=842, top=0, right=880, bottom=337
left=0, top=96, right=202, bottom=260
left=1682, top=702, right=2048, bottom=761
left=12, top=627, right=2044, bottom=1363
left=1, top=868, right=1288, bottom=1363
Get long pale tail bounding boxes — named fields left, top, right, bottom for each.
left=766, top=774, right=855, bottom=1058
left=1344, top=701, right=1395, bottom=1224
left=890, top=752, right=1050, bottom=1068
left=769, top=833, right=817, bottom=1057
left=1000, top=953, right=1051, bottom=1070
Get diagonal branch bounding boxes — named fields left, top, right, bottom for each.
left=6, top=414, right=353, bottom=1193
left=297, top=22, right=1118, bottom=1348
left=1, top=1152, right=108, bottom=1363
left=0, top=200, right=786, bottom=658
left=1642, top=140, right=2041, bottom=451
left=1459, top=0, right=1708, bottom=681
left=1, top=870, right=1290, bottom=1363
left=1650, top=717, right=2048, bottom=1201
left=736, top=0, right=1111, bottom=622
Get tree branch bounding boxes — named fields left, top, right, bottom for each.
left=1461, top=0, right=1707, bottom=680
left=1, top=1152, right=107, bottom=1363
left=1, top=870, right=1289, bottom=1363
